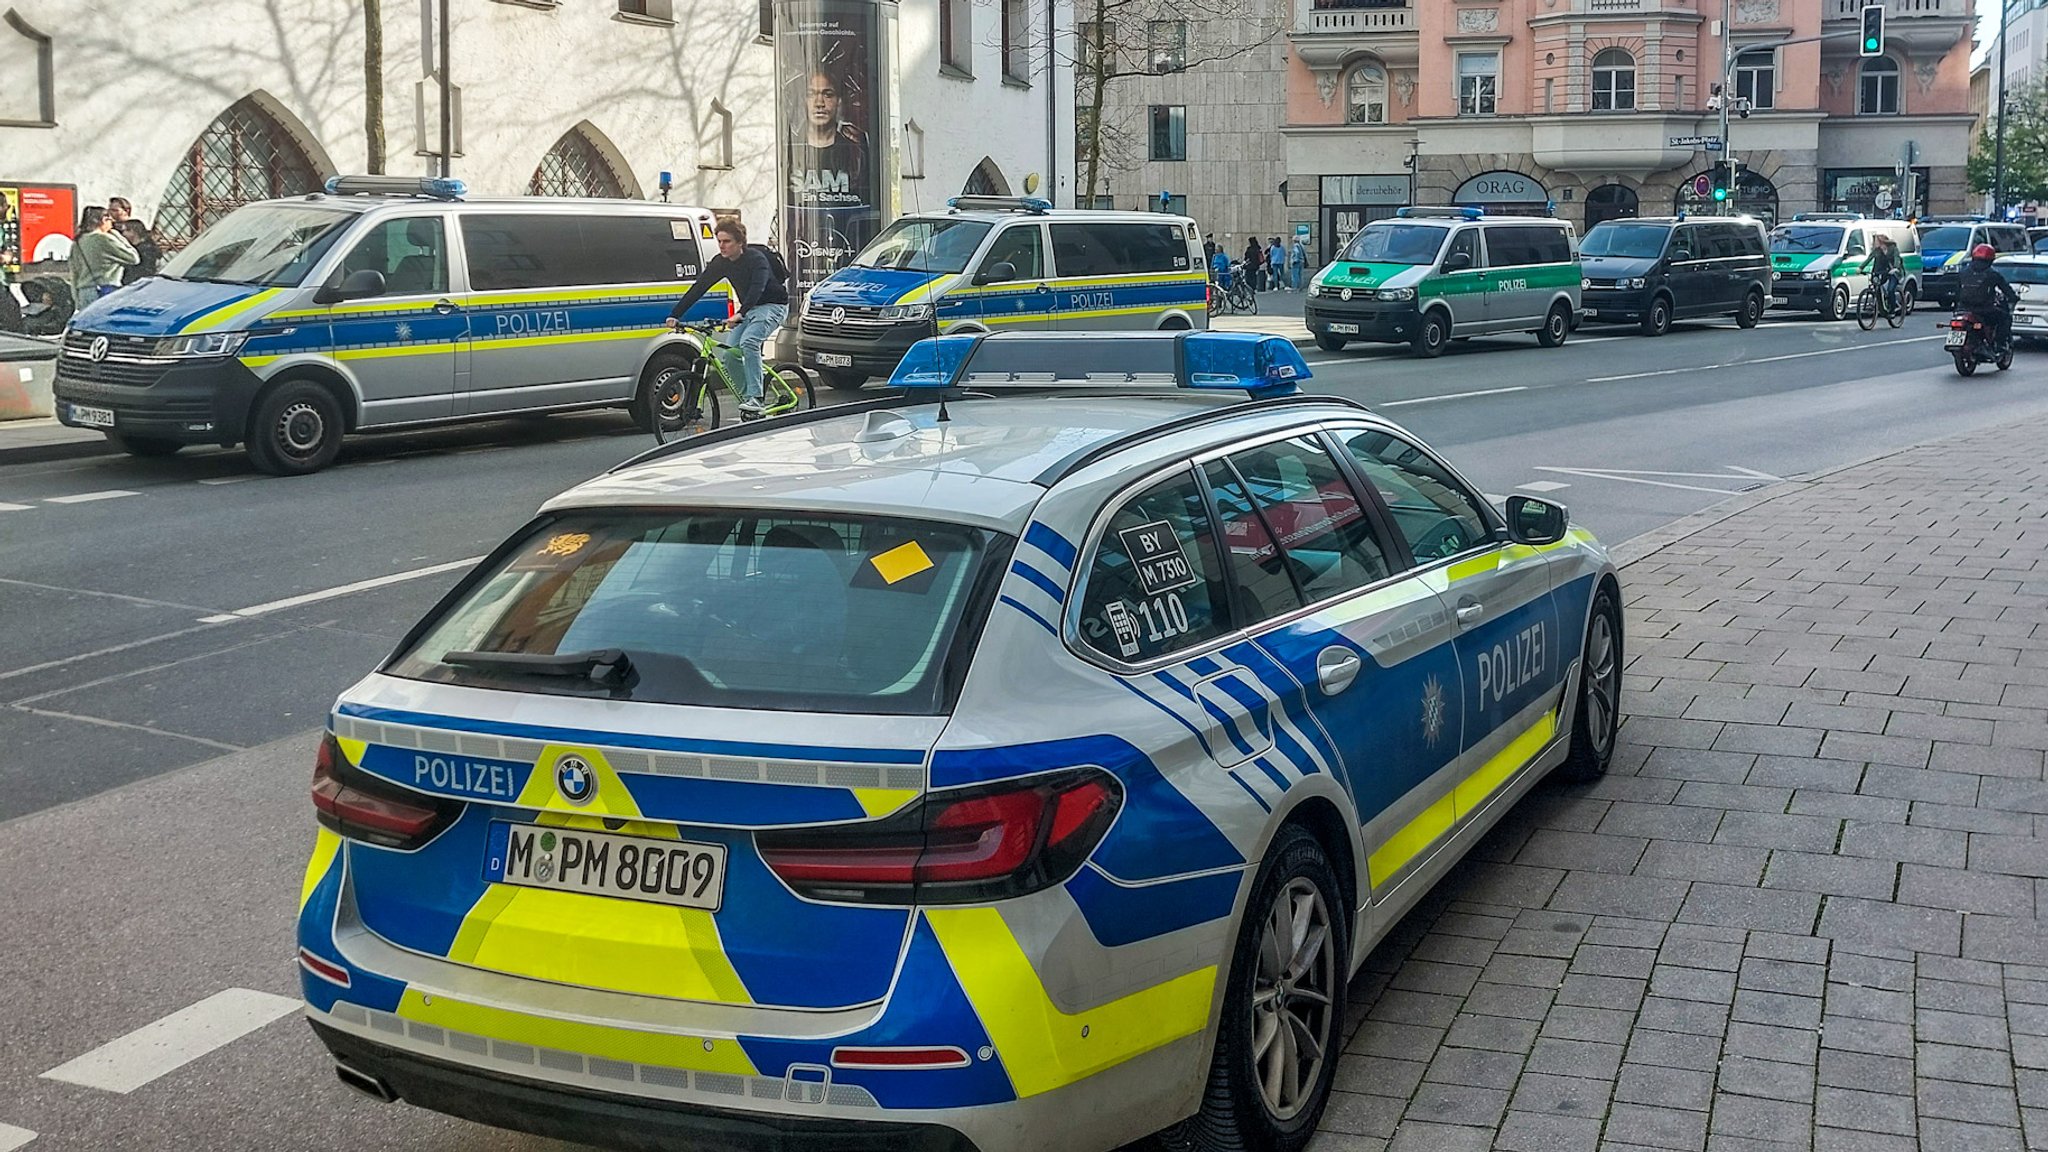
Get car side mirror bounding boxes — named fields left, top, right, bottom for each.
left=975, top=261, right=1018, bottom=286
left=315, top=268, right=386, bottom=305
left=1669, top=248, right=1692, bottom=263
left=1505, top=494, right=1569, bottom=546
left=1442, top=251, right=1473, bottom=272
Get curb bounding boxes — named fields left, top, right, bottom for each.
left=0, top=417, right=115, bottom=467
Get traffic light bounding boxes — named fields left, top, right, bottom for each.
left=1713, top=185, right=1729, bottom=203
left=1860, top=3, right=1885, bottom=57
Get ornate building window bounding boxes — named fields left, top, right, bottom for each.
left=157, top=96, right=325, bottom=247
left=1592, top=49, right=1636, bottom=112
left=1859, top=56, right=1900, bottom=115
left=1346, top=62, right=1387, bottom=124
left=1735, top=49, right=1776, bottom=110
left=530, top=126, right=631, bottom=198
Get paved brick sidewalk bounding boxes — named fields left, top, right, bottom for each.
left=1312, top=415, right=2048, bottom=1152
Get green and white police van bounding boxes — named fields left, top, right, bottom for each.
left=1303, top=207, right=1582, bottom=358
left=1768, top=214, right=1922, bottom=321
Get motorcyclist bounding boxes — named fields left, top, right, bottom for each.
left=1956, top=242, right=2019, bottom=352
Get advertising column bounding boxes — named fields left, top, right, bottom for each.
left=775, top=0, right=897, bottom=302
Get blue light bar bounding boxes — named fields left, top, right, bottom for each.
left=1182, top=332, right=1311, bottom=398
left=1397, top=206, right=1484, bottom=221
left=946, top=195, right=1054, bottom=214
left=887, top=331, right=1309, bottom=398
left=887, top=334, right=982, bottom=388
left=324, top=175, right=467, bottom=200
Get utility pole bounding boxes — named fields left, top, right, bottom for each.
left=1721, top=0, right=1735, bottom=216
left=437, top=0, right=452, bottom=179
left=1993, top=0, right=2011, bottom=217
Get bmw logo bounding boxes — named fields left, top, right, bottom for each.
left=831, top=306, right=847, bottom=325
left=556, top=756, right=595, bottom=805
left=88, top=335, right=110, bottom=362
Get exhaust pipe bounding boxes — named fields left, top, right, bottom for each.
left=333, top=1059, right=399, bottom=1103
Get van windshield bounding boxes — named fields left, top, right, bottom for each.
left=1339, top=223, right=1448, bottom=265
left=1770, top=226, right=1843, bottom=254
left=388, top=511, right=1006, bottom=715
left=1580, top=224, right=1669, bottom=259
left=851, top=218, right=993, bottom=274
left=1920, top=226, right=1971, bottom=250
left=158, top=204, right=356, bottom=287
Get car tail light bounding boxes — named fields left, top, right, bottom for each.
left=756, top=769, right=1121, bottom=905
left=311, top=733, right=462, bottom=850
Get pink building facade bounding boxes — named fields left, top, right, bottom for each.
left=1283, top=0, right=1978, bottom=262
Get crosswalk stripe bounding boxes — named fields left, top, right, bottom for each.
left=40, top=988, right=300, bottom=1094
left=43, top=490, right=139, bottom=505
left=0, top=1122, right=35, bottom=1150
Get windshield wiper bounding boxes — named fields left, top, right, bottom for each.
left=442, top=647, right=637, bottom=687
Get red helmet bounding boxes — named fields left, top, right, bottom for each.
left=1973, top=243, right=1998, bottom=261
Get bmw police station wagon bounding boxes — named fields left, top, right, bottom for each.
left=1304, top=207, right=1582, bottom=358
left=298, top=330, right=1624, bottom=1152
left=53, top=176, right=729, bottom=475
left=795, top=197, right=1209, bottom=392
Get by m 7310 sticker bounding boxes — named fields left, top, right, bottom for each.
left=1118, top=521, right=1199, bottom=595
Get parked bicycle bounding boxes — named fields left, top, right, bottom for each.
left=1218, top=261, right=1258, bottom=315
left=1855, top=281, right=1906, bottom=331
left=648, top=321, right=816, bottom=444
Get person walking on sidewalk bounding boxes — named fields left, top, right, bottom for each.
left=665, top=219, right=789, bottom=418
left=70, top=206, right=138, bottom=301
left=1269, top=237, right=1286, bottom=290
left=1288, top=234, right=1308, bottom=292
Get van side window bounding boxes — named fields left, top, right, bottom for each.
left=980, top=225, right=1045, bottom=280
left=1532, top=226, right=1573, bottom=264
left=1667, top=225, right=1701, bottom=261
left=462, top=214, right=700, bottom=290
left=340, top=217, right=447, bottom=296
left=1052, top=222, right=1192, bottom=277
left=1845, top=230, right=1867, bottom=257
left=1339, top=428, right=1493, bottom=565
left=1482, top=226, right=1535, bottom=267
left=1075, top=469, right=1234, bottom=663
left=1446, top=229, right=1480, bottom=269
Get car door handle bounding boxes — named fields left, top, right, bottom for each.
left=1315, top=647, right=1362, bottom=696
left=432, top=299, right=459, bottom=315
left=1456, top=600, right=1485, bottom=626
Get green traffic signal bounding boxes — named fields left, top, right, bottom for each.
left=1864, top=35, right=1880, bottom=51
left=1713, top=188, right=1728, bottom=202
left=1860, top=4, right=1885, bottom=57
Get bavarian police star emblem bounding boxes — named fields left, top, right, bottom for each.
left=394, top=321, right=413, bottom=341
left=1422, top=675, right=1447, bottom=748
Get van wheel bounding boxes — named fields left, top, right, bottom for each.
left=1556, top=585, right=1623, bottom=783
left=819, top=370, right=867, bottom=393
left=1736, top=289, right=1764, bottom=329
left=1155, top=826, right=1345, bottom=1152
left=246, top=380, right=344, bottom=476
left=1537, top=303, right=1571, bottom=348
left=1313, top=333, right=1348, bottom=352
left=1639, top=296, right=1672, bottom=337
left=1411, top=311, right=1449, bottom=358
left=106, top=432, right=182, bottom=458
left=1823, top=283, right=1850, bottom=322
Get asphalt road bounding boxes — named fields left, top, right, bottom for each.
left=0, top=307, right=2043, bottom=1149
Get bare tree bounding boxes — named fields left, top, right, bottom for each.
left=364, top=0, right=385, bottom=173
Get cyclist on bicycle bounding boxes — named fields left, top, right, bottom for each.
left=666, top=219, right=789, bottom=418
left=1866, top=233, right=1902, bottom=314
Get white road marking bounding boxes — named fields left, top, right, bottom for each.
left=1516, top=480, right=1572, bottom=492
left=40, top=988, right=300, bottom=1094
left=1586, top=334, right=1945, bottom=382
left=0, top=502, right=32, bottom=512
left=198, top=556, right=483, bottom=623
left=1534, top=466, right=1785, bottom=482
left=196, top=476, right=257, bottom=485
left=1531, top=467, right=1753, bottom=495
left=0, top=1122, right=35, bottom=1151
left=43, top=489, right=138, bottom=505
left=1380, top=385, right=1528, bottom=407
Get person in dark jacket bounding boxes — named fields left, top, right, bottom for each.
left=117, top=220, right=163, bottom=285
left=1243, top=237, right=1265, bottom=292
left=1957, top=242, right=2019, bottom=351
left=667, top=219, right=789, bottom=416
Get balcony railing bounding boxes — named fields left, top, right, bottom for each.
left=1300, top=0, right=1415, bottom=34
left=1826, top=0, right=1968, bottom=18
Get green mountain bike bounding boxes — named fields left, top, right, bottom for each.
left=642, top=320, right=816, bottom=445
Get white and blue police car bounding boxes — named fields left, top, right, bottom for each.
left=297, top=330, right=1624, bottom=1152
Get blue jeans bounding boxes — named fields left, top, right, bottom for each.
left=1289, top=262, right=1304, bottom=290
left=720, top=303, right=786, bottom=403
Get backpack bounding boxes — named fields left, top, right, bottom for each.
left=749, top=243, right=789, bottom=285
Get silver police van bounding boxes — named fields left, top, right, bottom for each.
left=52, top=176, right=729, bottom=475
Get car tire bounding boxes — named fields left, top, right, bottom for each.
left=819, top=370, right=867, bottom=393
left=1313, top=332, right=1348, bottom=352
left=1639, top=296, right=1672, bottom=337
left=1537, top=302, right=1571, bottom=348
left=1411, top=310, right=1449, bottom=358
left=106, top=432, right=182, bottom=458
left=246, top=380, right=344, bottom=476
left=1156, top=825, right=1346, bottom=1152
left=1555, top=584, right=1623, bottom=784
left=1824, top=283, right=1850, bottom=322
left=1735, top=289, right=1764, bottom=329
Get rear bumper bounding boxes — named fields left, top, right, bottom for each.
left=313, top=1020, right=977, bottom=1152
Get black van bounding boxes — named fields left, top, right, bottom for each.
left=1580, top=216, right=1772, bottom=335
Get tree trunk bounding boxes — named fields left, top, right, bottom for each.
left=1082, top=0, right=1108, bottom=206
left=364, top=0, right=386, bottom=174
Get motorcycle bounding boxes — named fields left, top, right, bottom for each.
left=1944, top=309, right=2013, bottom=377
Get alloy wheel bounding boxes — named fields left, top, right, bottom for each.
left=1251, top=878, right=1335, bottom=1122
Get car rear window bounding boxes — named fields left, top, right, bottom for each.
left=1921, top=226, right=1971, bottom=250
left=388, top=512, right=1007, bottom=714
left=2006, top=264, right=2048, bottom=285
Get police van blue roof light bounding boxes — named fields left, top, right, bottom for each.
left=947, top=195, right=1054, bottom=215
left=325, top=175, right=466, bottom=200
left=1398, top=206, right=1484, bottom=221
left=1182, top=332, right=1310, bottom=398
left=888, top=335, right=982, bottom=388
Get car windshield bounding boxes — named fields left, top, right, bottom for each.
left=388, top=511, right=1005, bottom=714
left=158, top=204, right=356, bottom=286
left=1580, top=224, right=1670, bottom=259
left=1770, top=226, right=1843, bottom=254
left=1339, top=223, right=1448, bottom=266
left=850, top=218, right=993, bottom=274
left=1921, top=226, right=1972, bottom=250
left=2006, top=264, right=2048, bottom=285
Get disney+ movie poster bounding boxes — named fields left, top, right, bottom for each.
left=776, top=0, right=892, bottom=297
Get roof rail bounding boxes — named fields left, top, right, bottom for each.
left=947, top=195, right=1053, bottom=215
left=323, top=175, right=466, bottom=201
left=887, top=330, right=1311, bottom=400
